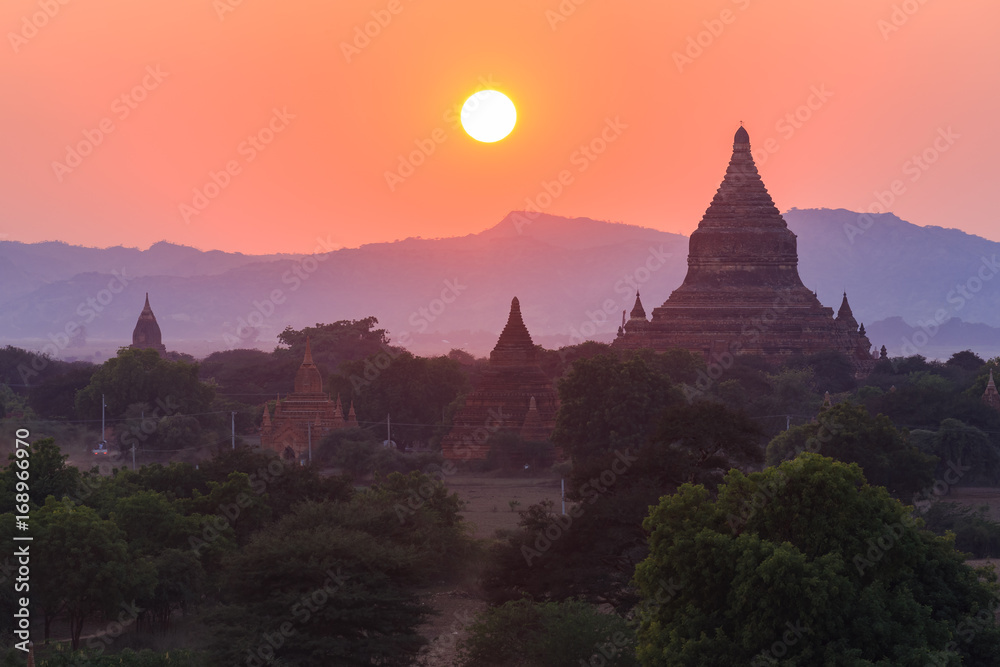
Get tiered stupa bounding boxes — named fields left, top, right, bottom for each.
left=614, top=126, right=875, bottom=376
left=441, top=297, right=559, bottom=462
left=131, top=293, right=168, bottom=357
left=261, top=338, right=358, bottom=460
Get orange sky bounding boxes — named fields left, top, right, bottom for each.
left=1, top=0, right=996, bottom=254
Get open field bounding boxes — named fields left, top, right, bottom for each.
left=445, top=474, right=564, bottom=540
left=948, top=487, right=1000, bottom=521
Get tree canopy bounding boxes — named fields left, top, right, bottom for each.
left=634, top=454, right=1000, bottom=666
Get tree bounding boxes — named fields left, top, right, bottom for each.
left=75, top=348, right=214, bottom=421
left=198, top=348, right=300, bottom=399
left=329, top=351, right=468, bottom=449
left=203, top=499, right=436, bottom=666
left=457, top=598, right=638, bottom=667
left=552, top=353, right=678, bottom=488
left=634, top=454, right=1000, bottom=666
left=0, top=438, right=80, bottom=509
left=34, top=498, right=154, bottom=648
left=910, top=418, right=1000, bottom=487
left=766, top=402, right=936, bottom=498
left=947, top=350, right=986, bottom=372
left=483, top=401, right=762, bottom=611
left=28, top=364, right=96, bottom=419
left=277, top=317, right=393, bottom=373
left=642, top=400, right=764, bottom=489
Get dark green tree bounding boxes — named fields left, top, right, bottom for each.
left=552, top=353, right=678, bottom=489
left=75, top=348, right=214, bottom=420
left=634, top=454, right=1000, bottom=666
left=34, top=498, right=154, bottom=648
left=457, top=598, right=638, bottom=667
left=767, top=402, right=936, bottom=497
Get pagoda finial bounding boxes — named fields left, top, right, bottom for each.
left=303, top=336, right=313, bottom=364
left=734, top=125, right=750, bottom=145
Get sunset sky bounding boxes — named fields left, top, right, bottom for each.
left=1, top=0, right=996, bottom=255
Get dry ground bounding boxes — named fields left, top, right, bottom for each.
left=947, top=487, right=1000, bottom=522
left=446, top=473, right=564, bottom=540
left=413, top=473, right=562, bottom=666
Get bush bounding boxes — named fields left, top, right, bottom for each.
left=456, top=598, right=637, bottom=667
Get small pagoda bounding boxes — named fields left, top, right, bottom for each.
left=983, top=370, right=1000, bottom=411
left=261, top=338, right=357, bottom=460
left=441, top=297, right=559, bottom=462
left=131, top=293, right=168, bottom=358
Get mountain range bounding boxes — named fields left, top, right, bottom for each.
left=1, top=208, right=998, bottom=361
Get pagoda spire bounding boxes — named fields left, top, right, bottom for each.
left=983, top=369, right=1000, bottom=411
left=490, top=297, right=536, bottom=365
left=629, top=291, right=646, bottom=320
left=293, top=336, right=323, bottom=394
left=836, top=292, right=860, bottom=331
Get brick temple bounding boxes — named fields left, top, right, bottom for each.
left=614, top=126, right=876, bottom=376
left=441, top=297, right=558, bottom=462
left=131, top=293, right=168, bottom=358
left=261, top=338, right=358, bottom=460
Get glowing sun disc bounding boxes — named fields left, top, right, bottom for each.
left=460, top=90, right=516, bottom=143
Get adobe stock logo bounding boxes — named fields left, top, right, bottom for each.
left=8, top=0, right=70, bottom=53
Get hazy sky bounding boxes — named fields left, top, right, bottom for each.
left=1, top=0, right=996, bottom=254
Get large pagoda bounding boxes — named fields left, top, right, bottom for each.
left=614, top=126, right=875, bottom=376
left=441, top=297, right=559, bottom=462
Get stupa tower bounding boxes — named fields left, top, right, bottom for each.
left=131, top=293, right=168, bottom=357
left=615, top=126, right=873, bottom=375
left=441, top=297, right=559, bottom=462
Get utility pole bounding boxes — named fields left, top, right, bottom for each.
left=786, top=415, right=791, bottom=431
left=386, top=413, right=391, bottom=448
left=561, top=478, right=566, bottom=516
left=231, top=411, right=236, bottom=449
left=101, top=393, right=106, bottom=444
left=131, top=443, right=136, bottom=471
left=307, top=422, right=312, bottom=463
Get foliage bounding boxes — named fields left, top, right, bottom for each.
left=634, top=454, right=1000, bottom=666
left=456, top=598, right=638, bottom=667
left=34, top=648, right=207, bottom=666
left=75, top=348, right=215, bottom=420
left=329, top=351, right=469, bottom=449
left=484, top=400, right=764, bottom=611
left=202, top=499, right=437, bottom=666
left=277, top=317, right=393, bottom=371
left=641, top=400, right=764, bottom=489
left=910, top=418, right=1000, bottom=486
left=318, top=429, right=445, bottom=479
left=34, top=498, right=155, bottom=648
left=552, top=353, right=678, bottom=484
left=766, top=402, right=937, bottom=497
left=481, top=481, right=662, bottom=612
left=28, top=364, right=97, bottom=419
left=0, top=437, right=81, bottom=508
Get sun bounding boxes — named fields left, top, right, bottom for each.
left=460, top=90, right=517, bottom=143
